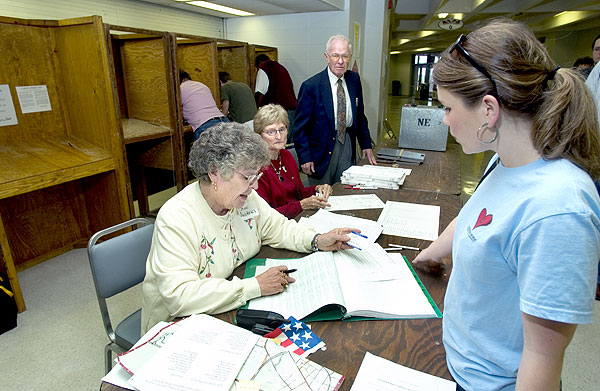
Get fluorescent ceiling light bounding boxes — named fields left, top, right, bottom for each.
left=390, top=51, right=401, bottom=54
left=415, top=47, right=433, bottom=52
left=418, top=30, right=436, bottom=38
left=438, top=13, right=448, bottom=19
left=186, top=1, right=255, bottom=16
left=399, top=39, right=410, bottom=45
left=453, top=13, right=464, bottom=20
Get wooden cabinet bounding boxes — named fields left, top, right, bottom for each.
left=106, top=25, right=186, bottom=216
left=172, top=33, right=218, bottom=163
left=0, top=16, right=131, bottom=311
left=217, top=39, right=250, bottom=87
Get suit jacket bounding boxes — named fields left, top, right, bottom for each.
left=293, top=68, right=371, bottom=179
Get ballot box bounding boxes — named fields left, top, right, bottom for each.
left=398, top=105, right=449, bottom=151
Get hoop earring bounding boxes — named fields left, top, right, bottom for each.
left=477, top=122, right=498, bottom=144
left=212, top=181, right=218, bottom=191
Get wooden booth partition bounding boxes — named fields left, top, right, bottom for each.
left=217, top=39, right=250, bottom=88
left=248, top=44, right=278, bottom=91
left=172, top=33, right=218, bottom=164
left=106, top=25, right=186, bottom=216
left=0, top=15, right=131, bottom=311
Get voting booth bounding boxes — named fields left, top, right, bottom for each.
left=398, top=105, right=449, bottom=151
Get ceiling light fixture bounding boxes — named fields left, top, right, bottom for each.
left=438, top=13, right=448, bottom=19
left=418, top=31, right=436, bottom=38
left=186, top=1, right=255, bottom=16
left=399, top=39, right=410, bottom=45
left=415, top=47, right=433, bottom=52
left=390, top=51, right=401, bottom=54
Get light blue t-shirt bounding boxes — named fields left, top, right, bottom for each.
left=444, top=156, right=600, bottom=391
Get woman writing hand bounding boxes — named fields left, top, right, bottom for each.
left=256, top=265, right=296, bottom=295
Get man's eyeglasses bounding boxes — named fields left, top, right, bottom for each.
left=327, top=53, right=351, bottom=62
left=264, top=127, right=287, bottom=137
left=450, top=34, right=498, bottom=98
left=237, top=171, right=263, bottom=186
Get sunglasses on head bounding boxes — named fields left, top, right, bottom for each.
left=450, top=34, right=499, bottom=98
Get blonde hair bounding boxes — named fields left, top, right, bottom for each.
left=433, top=18, right=600, bottom=179
left=253, top=104, right=289, bottom=134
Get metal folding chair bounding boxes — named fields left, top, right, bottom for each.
left=87, top=217, right=154, bottom=373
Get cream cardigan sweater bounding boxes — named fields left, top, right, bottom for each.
left=141, top=182, right=315, bottom=333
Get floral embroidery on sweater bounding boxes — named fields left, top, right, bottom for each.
left=198, top=235, right=216, bottom=277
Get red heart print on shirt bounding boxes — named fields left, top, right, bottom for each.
left=473, top=208, right=492, bottom=229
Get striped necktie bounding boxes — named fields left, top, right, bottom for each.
left=336, top=79, right=346, bottom=144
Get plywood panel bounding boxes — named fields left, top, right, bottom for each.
left=217, top=44, right=248, bottom=85
left=177, top=41, right=218, bottom=98
left=0, top=22, right=65, bottom=142
left=121, top=38, right=171, bottom=126
left=53, top=20, right=120, bottom=150
left=0, top=181, right=90, bottom=267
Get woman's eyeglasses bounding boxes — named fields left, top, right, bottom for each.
left=450, top=34, right=498, bottom=98
left=237, top=171, right=263, bottom=186
left=264, top=127, right=287, bottom=137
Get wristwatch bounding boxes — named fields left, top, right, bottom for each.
left=310, top=234, right=320, bottom=252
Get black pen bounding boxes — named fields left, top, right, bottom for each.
left=283, top=269, right=297, bottom=274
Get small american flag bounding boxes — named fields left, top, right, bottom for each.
left=263, top=316, right=326, bottom=357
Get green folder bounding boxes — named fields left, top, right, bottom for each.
left=243, top=256, right=442, bottom=322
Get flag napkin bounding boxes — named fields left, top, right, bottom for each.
left=263, top=316, right=326, bottom=357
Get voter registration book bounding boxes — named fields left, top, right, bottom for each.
left=245, top=243, right=440, bottom=322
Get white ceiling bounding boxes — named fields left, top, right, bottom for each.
left=392, top=0, right=600, bottom=53
left=139, top=0, right=600, bottom=53
left=138, top=0, right=345, bottom=18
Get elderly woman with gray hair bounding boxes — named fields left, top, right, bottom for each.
left=141, top=122, right=354, bottom=333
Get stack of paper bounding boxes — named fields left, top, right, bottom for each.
left=102, top=314, right=345, bottom=391
left=340, top=165, right=411, bottom=189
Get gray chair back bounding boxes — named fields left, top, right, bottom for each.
left=87, top=217, right=154, bottom=373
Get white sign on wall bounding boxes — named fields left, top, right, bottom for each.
left=15, top=85, right=52, bottom=114
left=0, top=84, right=18, bottom=127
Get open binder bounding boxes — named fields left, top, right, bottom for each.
left=243, top=251, right=441, bottom=323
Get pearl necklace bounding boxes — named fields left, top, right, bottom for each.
left=270, top=154, right=287, bottom=182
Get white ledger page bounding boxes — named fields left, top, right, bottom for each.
left=129, top=314, right=258, bottom=391
left=377, top=201, right=440, bottom=240
left=336, top=253, right=437, bottom=319
left=351, top=352, right=456, bottom=391
left=248, top=252, right=345, bottom=319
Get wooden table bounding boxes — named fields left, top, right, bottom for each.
left=368, top=139, right=462, bottom=195
left=101, top=187, right=462, bottom=390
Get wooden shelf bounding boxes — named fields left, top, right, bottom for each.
left=0, top=138, right=115, bottom=199
left=122, top=118, right=173, bottom=144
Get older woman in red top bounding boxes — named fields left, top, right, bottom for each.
left=254, top=104, right=332, bottom=218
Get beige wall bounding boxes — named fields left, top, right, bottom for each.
left=388, top=53, right=412, bottom=96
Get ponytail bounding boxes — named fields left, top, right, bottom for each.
left=533, top=68, right=600, bottom=179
